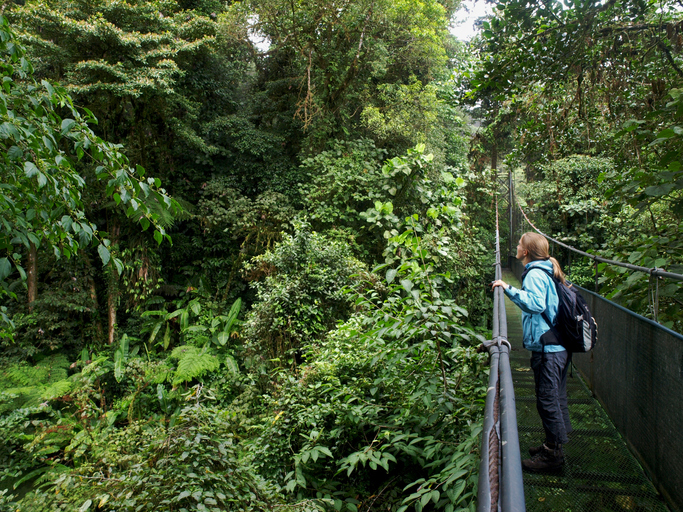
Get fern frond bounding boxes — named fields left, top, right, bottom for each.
left=41, top=380, right=73, bottom=401
left=34, top=354, right=70, bottom=383
left=5, top=355, right=69, bottom=387
left=170, top=345, right=219, bottom=387
left=7, top=364, right=44, bottom=387
left=1, top=386, right=43, bottom=409
left=13, top=463, right=69, bottom=490
left=35, top=464, right=69, bottom=489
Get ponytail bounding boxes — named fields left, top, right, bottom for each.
left=549, top=256, right=566, bottom=285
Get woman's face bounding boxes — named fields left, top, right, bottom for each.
left=516, top=238, right=528, bottom=261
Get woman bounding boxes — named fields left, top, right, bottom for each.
left=491, top=232, right=572, bottom=471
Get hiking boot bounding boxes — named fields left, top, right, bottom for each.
left=530, top=436, right=570, bottom=456
left=528, top=444, right=544, bottom=457
left=522, top=444, right=564, bottom=472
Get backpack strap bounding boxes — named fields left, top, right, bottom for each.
left=521, top=265, right=562, bottom=347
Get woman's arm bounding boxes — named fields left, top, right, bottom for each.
left=492, top=271, right=548, bottom=314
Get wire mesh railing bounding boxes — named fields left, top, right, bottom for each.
left=477, top=201, right=526, bottom=512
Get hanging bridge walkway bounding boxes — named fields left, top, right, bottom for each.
left=503, top=270, right=670, bottom=512
left=477, top=192, right=683, bottom=512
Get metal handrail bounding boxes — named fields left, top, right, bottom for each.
left=477, top=201, right=526, bottom=512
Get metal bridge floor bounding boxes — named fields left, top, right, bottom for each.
left=502, top=270, right=670, bottom=512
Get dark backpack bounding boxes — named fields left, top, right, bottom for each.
left=521, top=266, right=598, bottom=353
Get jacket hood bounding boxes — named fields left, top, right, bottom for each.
left=526, top=259, right=554, bottom=272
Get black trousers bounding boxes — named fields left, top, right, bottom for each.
left=530, top=350, right=572, bottom=446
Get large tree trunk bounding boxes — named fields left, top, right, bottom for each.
left=107, top=221, right=120, bottom=345
left=80, top=251, right=105, bottom=342
left=89, top=277, right=104, bottom=342
left=107, top=281, right=117, bottom=345
left=27, top=241, right=37, bottom=312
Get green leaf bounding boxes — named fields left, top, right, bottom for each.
left=0, top=258, right=11, bottom=281
left=154, top=230, right=163, bottom=245
left=216, top=332, right=229, bottom=346
left=644, top=183, right=674, bottom=196
left=61, top=118, right=76, bottom=135
left=162, top=323, right=171, bottom=350
left=656, top=128, right=675, bottom=139
left=224, top=355, right=239, bottom=375
left=61, top=215, right=73, bottom=232
left=7, top=145, right=22, bottom=160
left=400, top=279, right=413, bottom=293
left=113, top=257, right=123, bottom=275
left=114, top=350, right=124, bottom=382
left=97, top=244, right=110, bottom=266
left=26, top=232, right=40, bottom=247
left=386, top=268, right=398, bottom=284
left=24, top=161, right=39, bottom=178
left=318, top=446, right=333, bottom=458
left=660, top=283, right=679, bottom=297
left=190, top=301, right=201, bottom=315
left=450, top=479, right=467, bottom=503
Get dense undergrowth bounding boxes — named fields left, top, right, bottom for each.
left=0, top=141, right=495, bottom=509
left=0, top=167, right=494, bottom=511
left=0, top=0, right=498, bottom=508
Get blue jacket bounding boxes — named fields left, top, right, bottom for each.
left=504, top=260, right=563, bottom=353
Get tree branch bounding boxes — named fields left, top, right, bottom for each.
left=660, top=42, right=683, bottom=77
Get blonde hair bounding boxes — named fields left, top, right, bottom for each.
left=520, top=232, right=566, bottom=285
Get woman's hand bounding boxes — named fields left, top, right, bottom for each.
left=491, top=280, right=509, bottom=291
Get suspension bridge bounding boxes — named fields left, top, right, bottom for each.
left=477, top=178, right=683, bottom=512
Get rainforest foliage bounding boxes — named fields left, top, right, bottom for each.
left=0, top=0, right=494, bottom=510
left=1, top=0, right=682, bottom=510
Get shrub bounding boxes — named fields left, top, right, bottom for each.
left=242, top=222, right=366, bottom=362
left=17, top=403, right=292, bottom=512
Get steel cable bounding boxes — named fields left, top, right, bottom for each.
left=515, top=196, right=683, bottom=282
